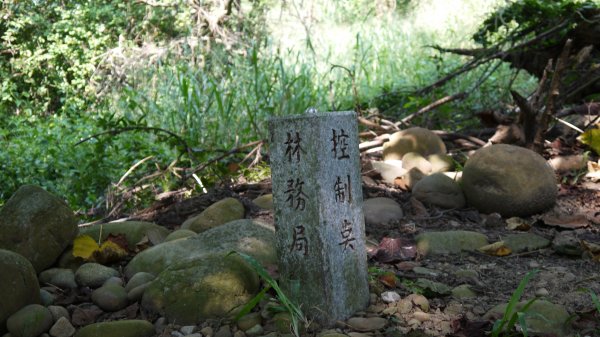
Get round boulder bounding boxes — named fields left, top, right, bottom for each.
left=79, top=221, right=169, bottom=248
left=0, top=185, right=78, bottom=273
left=461, top=144, right=557, bottom=217
left=141, top=253, right=260, bottom=324
left=383, top=127, right=446, bottom=161
left=181, top=197, right=245, bottom=233
left=0, top=250, right=40, bottom=334
left=412, top=173, right=466, bottom=209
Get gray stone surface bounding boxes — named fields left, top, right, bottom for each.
left=269, top=111, right=369, bottom=326
left=39, top=268, right=77, bottom=289
left=180, top=198, right=245, bottom=233
left=416, top=231, right=489, bottom=255
left=411, top=173, right=465, bottom=209
left=125, top=219, right=276, bottom=278
left=75, top=263, right=119, bottom=288
left=73, top=320, right=155, bottom=337
left=363, top=197, right=404, bottom=225
left=48, top=317, right=75, bottom=337
left=125, top=272, right=155, bottom=292
left=6, top=304, right=53, bottom=337
left=0, top=185, right=78, bottom=273
left=91, top=284, right=128, bottom=312
left=141, top=252, right=259, bottom=324
left=164, top=229, right=196, bottom=242
left=461, top=144, right=557, bottom=217
left=503, top=233, right=550, bottom=252
left=79, top=221, right=169, bottom=248
left=484, top=300, right=570, bottom=336
left=0, top=249, right=40, bottom=334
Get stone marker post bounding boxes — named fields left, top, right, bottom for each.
left=268, top=111, right=369, bottom=326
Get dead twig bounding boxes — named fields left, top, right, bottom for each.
left=185, top=139, right=264, bottom=179
left=532, top=39, right=572, bottom=153
left=396, top=92, right=467, bottom=126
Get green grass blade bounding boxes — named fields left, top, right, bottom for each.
left=234, top=284, right=271, bottom=322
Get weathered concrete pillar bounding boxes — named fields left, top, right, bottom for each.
left=268, top=111, right=369, bottom=326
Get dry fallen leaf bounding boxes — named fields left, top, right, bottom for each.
left=378, top=272, right=398, bottom=288
left=372, top=237, right=417, bottom=263
left=72, top=235, right=100, bottom=260
left=478, top=241, right=512, bottom=256
left=542, top=214, right=589, bottom=229
left=506, top=217, right=531, bottom=231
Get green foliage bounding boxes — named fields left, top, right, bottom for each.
left=0, top=0, right=189, bottom=116
left=229, top=251, right=307, bottom=337
left=473, top=0, right=598, bottom=47
left=491, top=269, right=539, bottom=337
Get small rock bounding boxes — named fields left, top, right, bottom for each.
left=427, top=154, right=454, bottom=173
left=416, top=231, right=488, bottom=255
left=103, top=276, right=123, bottom=287
left=49, top=317, right=75, bottom=337
left=413, top=267, right=440, bottom=277
left=383, top=127, right=446, bottom=160
left=75, top=263, right=119, bottom=288
left=237, top=312, right=262, bottom=331
left=127, top=283, right=150, bottom=302
left=406, top=294, right=430, bottom=312
left=214, top=325, right=232, bottom=337
left=371, top=160, right=406, bottom=185
left=363, top=197, right=403, bottom=226
left=180, top=326, right=195, bottom=335
left=48, top=306, right=70, bottom=322
left=347, top=333, right=370, bottom=337
left=199, top=326, right=213, bottom=337
left=40, top=289, right=56, bottom=306
left=233, top=331, right=246, bottom=337
left=402, top=152, right=432, bottom=174
left=183, top=334, right=202, bottom=337
left=484, top=300, right=570, bottom=336
left=70, top=304, right=102, bottom=326
left=73, top=320, right=155, bottom=337
left=181, top=198, right=245, bottom=233
left=244, top=324, right=263, bottom=337
left=154, top=317, right=167, bottom=331
left=164, top=230, right=197, bottom=242
left=171, top=332, right=184, bottom=337
left=7, top=304, right=53, bottom=337
left=552, top=231, right=584, bottom=256
left=411, top=173, right=465, bottom=209
left=39, top=268, right=77, bottom=289
left=252, top=194, right=274, bottom=210
left=535, top=288, right=550, bottom=297
left=346, top=317, right=387, bottom=332
left=413, top=311, right=430, bottom=322
left=91, top=284, right=128, bottom=312
left=504, top=233, right=550, bottom=252
left=381, top=291, right=401, bottom=303
left=451, top=284, right=476, bottom=299
left=125, top=272, right=156, bottom=292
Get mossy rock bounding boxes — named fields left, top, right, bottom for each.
left=181, top=197, right=245, bottom=233
left=412, top=173, right=465, bottom=209
left=0, top=185, right=78, bottom=272
left=0, top=250, right=40, bottom=334
left=74, top=320, right=155, bottom=337
left=141, top=253, right=259, bottom=324
left=79, top=221, right=169, bottom=248
left=125, top=219, right=276, bottom=278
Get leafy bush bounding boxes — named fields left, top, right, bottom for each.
left=0, top=0, right=189, bottom=116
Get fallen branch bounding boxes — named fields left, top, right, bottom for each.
left=184, top=139, right=264, bottom=179
left=396, top=92, right=467, bottom=126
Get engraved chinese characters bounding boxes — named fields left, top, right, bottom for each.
left=269, top=111, right=369, bottom=326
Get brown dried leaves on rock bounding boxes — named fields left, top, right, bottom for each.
left=370, top=237, right=417, bottom=263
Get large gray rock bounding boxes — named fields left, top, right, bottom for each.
left=125, top=219, right=276, bottom=278
left=412, top=173, right=466, bottom=209
left=0, top=250, right=40, bottom=334
left=74, top=320, right=155, bottom=337
left=181, top=197, right=245, bottom=233
left=461, top=145, right=557, bottom=217
left=141, top=253, right=260, bottom=324
left=6, top=304, right=53, bottom=337
left=0, top=185, right=78, bottom=272
left=79, top=221, right=169, bottom=248
left=363, top=197, right=404, bottom=226
left=383, top=127, right=446, bottom=161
